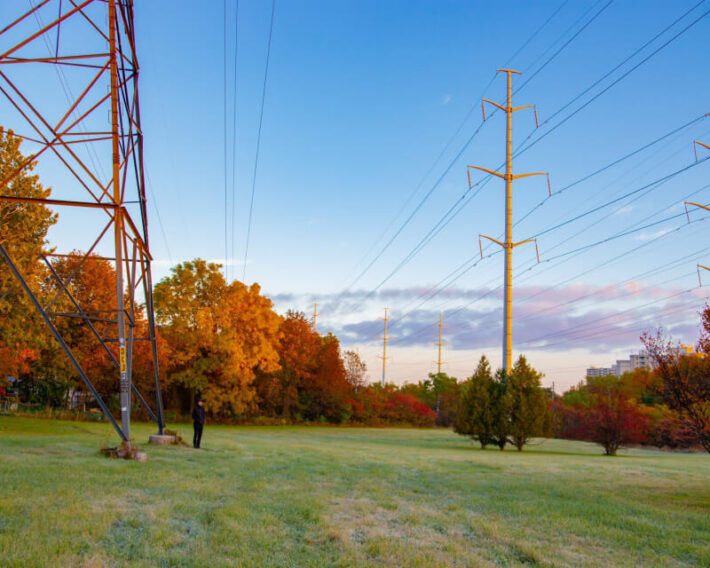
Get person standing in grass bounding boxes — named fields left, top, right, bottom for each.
left=192, top=397, right=206, bottom=449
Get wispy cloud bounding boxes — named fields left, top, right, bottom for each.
left=635, top=228, right=673, bottom=241
left=612, top=205, right=634, bottom=216
left=269, top=282, right=702, bottom=354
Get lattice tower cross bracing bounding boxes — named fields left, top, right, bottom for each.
left=0, top=0, right=165, bottom=443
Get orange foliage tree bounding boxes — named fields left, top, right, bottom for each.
left=642, top=306, right=710, bottom=453
left=0, top=127, right=56, bottom=383
left=154, top=259, right=280, bottom=418
left=269, top=310, right=320, bottom=419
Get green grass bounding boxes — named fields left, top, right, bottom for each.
left=0, top=417, right=708, bottom=567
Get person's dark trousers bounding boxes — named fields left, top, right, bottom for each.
left=193, top=422, right=203, bottom=448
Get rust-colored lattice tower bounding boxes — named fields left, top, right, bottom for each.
left=0, top=0, right=165, bottom=442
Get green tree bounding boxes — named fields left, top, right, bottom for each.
left=507, top=355, right=548, bottom=451
left=423, top=372, right=460, bottom=426
left=454, top=356, right=495, bottom=448
left=490, top=368, right=510, bottom=450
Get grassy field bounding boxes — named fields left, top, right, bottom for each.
left=0, top=416, right=708, bottom=568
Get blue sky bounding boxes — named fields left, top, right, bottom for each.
left=2, top=1, right=710, bottom=390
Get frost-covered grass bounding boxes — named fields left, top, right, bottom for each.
left=0, top=416, right=708, bottom=567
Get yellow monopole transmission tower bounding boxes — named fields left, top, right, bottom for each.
left=469, top=69, right=548, bottom=371
left=431, top=312, right=447, bottom=374
left=686, top=139, right=710, bottom=284
left=378, top=308, right=392, bottom=387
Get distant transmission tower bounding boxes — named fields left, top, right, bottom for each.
left=377, top=308, right=392, bottom=387
left=312, top=303, right=318, bottom=332
left=686, top=139, right=710, bottom=286
left=431, top=312, right=447, bottom=374
left=0, top=1, right=165, bottom=444
left=469, top=69, right=548, bottom=371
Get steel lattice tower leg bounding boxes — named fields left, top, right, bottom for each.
left=0, top=0, right=166, bottom=441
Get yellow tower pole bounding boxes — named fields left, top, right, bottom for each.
left=431, top=312, right=447, bottom=374
left=469, top=69, right=547, bottom=371
left=313, top=303, right=318, bottom=333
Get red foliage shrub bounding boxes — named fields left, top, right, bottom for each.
left=584, top=393, right=648, bottom=455
left=551, top=392, right=648, bottom=455
left=384, top=393, right=437, bottom=427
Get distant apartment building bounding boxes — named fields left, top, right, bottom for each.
left=586, top=350, right=650, bottom=378
left=585, top=366, right=615, bottom=378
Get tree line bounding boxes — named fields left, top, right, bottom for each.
left=1, top=127, right=708, bottom=450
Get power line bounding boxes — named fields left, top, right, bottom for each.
left=520, top=288, right=697, bottom=349
left=387, top=176, right=710, bottom=347
left=223, top=0, right=228, bottom=280
left=514, top=4, right=710, bottom=158
left=230, top=0, right=240, bottom=283
left=243, top=0, right=276, bottom=282
left=537, top=0, right=707, bottom=127
left=515, top=0, right=614, bottom=93
left=361, top=5, right=710, bottom=295
left=504, top=0, right=570, bottom=71
left=341, top=0, right=589, bottom=292
left=514, top=114, right=707, bottom=228
left=377, top=117, right=708, bottom=326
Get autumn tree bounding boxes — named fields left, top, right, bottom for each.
left=584, top=389, right=648, bottom=456
left=40, top=253, right=118, bottom=401
left=210, top=279, right=281, bottom=417
left=506, top=355, right=548, bottom=451
left=343, top=349, right=368, bottom=391
left=270, top=310, right=320, bottom=420
left=553, top=374, right=649, bottom=455
left=301, top=333, right=352, bottom=422
left=153, top=259, right=281, bottom=417
left=0, top=127, right=56, bottom=384
left=642, top=311, right=710, bottom=453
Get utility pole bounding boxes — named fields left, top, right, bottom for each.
left=312, top=303, right=318, bottom=333
left=685, top=136, right=709, bottom=286
left=377, top=308, right=391, bottom=387
left=431, top=312, right=447, bottom=374
left=469, top=69, right=547, bottom=372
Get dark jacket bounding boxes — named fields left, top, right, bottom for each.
left=192, top=404, right=206, bottom=425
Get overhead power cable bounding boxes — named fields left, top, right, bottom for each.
left=520, top=288, right=696, bottom=349
left=534, top=156, right=710, bottom=241
left=514, top=247, right=710, bottom=326
left=230, top=0, right=240, bottom=282
left=514, top=3, right=710, bottom=158
left=387, top=178, right=710, bottom=347
left=504, top=0, right=570, bottom=70
left=368, top=115, right=708, bottom=317
left=353, top=5, right=710, bottom=297
left=515, top=0, right=614, bottom=93
left=243, top=0, right=276, bottom=282
left=223, top=0, right=228, bottom=279
left=342, top=0, right=586, bottom=292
